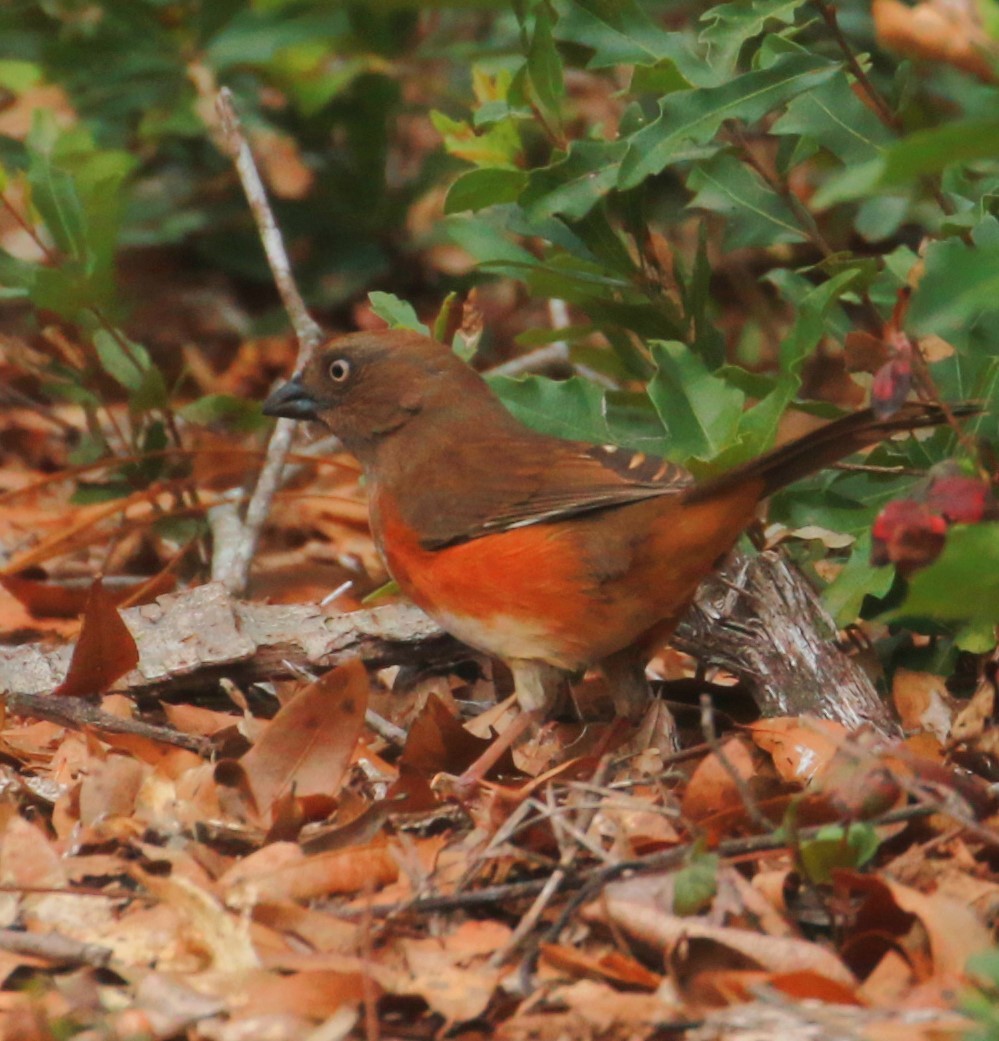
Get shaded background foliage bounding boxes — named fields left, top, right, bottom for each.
left=0, top=0, right=997, bottom=674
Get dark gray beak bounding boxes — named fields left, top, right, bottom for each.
left=262, top=376, right=320, bottom=421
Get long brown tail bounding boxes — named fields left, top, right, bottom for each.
left=686, top=401, right=980, bottom=503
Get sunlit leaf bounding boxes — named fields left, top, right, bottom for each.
left=367, top=291, right=429, bottom=334
left=799, top=823, right=879, bottom=884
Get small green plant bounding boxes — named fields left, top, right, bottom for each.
left=797, top=822, right=880, bottom=884
left=964, top=949, right=999, bottom=1041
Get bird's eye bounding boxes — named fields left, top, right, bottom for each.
left=328, top=358, right=351, bottom=383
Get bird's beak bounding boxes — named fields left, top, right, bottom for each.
left=262, top=376, right=320, bottom=421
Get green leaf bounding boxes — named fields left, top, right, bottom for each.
left=686, top=152, right=806, bottom=250
left=619, top=52, right=839, bottom=189
left=672, top=851, right=719, bottom=916
left=367, top=291, right=429, bottom=334
left=0, top=248, right=37, bottom=296
left=779, top=268, right=862, bottom=370
left=442, top=212, right=540, bottom=268
left=799, top=823, right=879, bottom=884
left=907, top=238, right=999, bottom=338
left=771, top=73, right=892, bottom=167
left=206, top=7, right=351, bottom=70
left=733, top=375, right=798, bottom=459
left=526, top=2, right=564, bottom=117
left=814, top=116, right=999, bottom=207
left=444, top=167, right=528, bottom=213
left=646, top=341, right=745, bottom=465
left=823, top=532, right=896, bottom=624
left=491, top=374, right=667, bottom=454
left=520, top=139, right=627, bottom=220
left=362, top=578, right=401, bottom=604
left=0, top=60, right=41, bottom=92
left=557, top=0, right=701, bottom=83
left=630, top=60, right=691, bottom=96
left=955, top=619, right=998, bottom=653
left=892, top=524, right=999, bottom=624
left=93, top=330, right=154, bottom=394
left=154, top=516, right=206, bottom=544
left=180, top=394, right=266, bottom=433
left=128, top=365, right=169, bottom=414
left=26, top=112, right=88, bottom=262
left=700, top=0, right=807, bottom=75
left=68, top=432, right=110, bottom=467
left=431, top=109, right=522, bottom=168
left=72, top=481, right=133, bottom=505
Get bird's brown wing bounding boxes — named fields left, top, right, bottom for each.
left=418, top=440, right=693, bottom=550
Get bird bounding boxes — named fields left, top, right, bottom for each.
left=263, top=328, right=975, bottom=735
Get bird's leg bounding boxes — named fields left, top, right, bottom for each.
left=510, top=659, right=571, bottom=715
left=599, top=645, right=654, bottom=720
left=598, top=646, right=677, bottom=747
left=454, top=660, right=565, bottom=793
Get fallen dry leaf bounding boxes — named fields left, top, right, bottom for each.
left=893, top=668, right=955, bottom=741
left=240, top=658, right=370, bottom=823
left=400, top=932, right=502, bottom=1022
left=587, top=875, right=856, bottom=987
left=220, top=839, right=400, bottom=906
left=138, top=871, right=260, bottom=972
left=748, top=716, right=846, bottom=784
left=238, top=968, right=367, bottom=1021
left=51, top=576, right=139, bottom=698
left=873, top=0, right=998, bottom=80
left=539, top=942, right=662, bottom=990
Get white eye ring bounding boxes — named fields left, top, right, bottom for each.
left=328, top=358, right=351, bottom=383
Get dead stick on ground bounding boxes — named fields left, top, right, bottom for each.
left=209, top=88, right=324, bottom=596
left=2, top=691, right=211, bottom=756
left=700, top=692, right=772, bottom=831
left=491, top=757, right=612, bottom=967
left=0, top=928, right=112, bottom=968
left=351, top=804, right=939, bottom=921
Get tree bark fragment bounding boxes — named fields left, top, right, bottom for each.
left=0, top=551, right=897, bottom=737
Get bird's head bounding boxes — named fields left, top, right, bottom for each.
left=262, top=329, right=497, bottom=460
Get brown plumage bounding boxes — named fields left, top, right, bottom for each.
left=264, top=329, right=975, bottom=724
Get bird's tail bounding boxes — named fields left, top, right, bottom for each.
left=685, top=401, right=981, bottom=503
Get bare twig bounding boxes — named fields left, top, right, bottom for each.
left=491, top=757, right=614, bottom=968
left=364, top=709, right=408, bottom=747
left=488, top=341, right=571, bottom=378
left=810, top=0, right=958, bottom=220
left=0, top=928, right=112, bottom=968
left=215, top=90, right=323, bottom=352
left=1, top=691, right=211, bottom=755
left=347, top=803, right=938, bottom=921
left=210, top=88, right=325, bottom=596
left=810, top=0, right=898, bottom=129
left=700, top=692, right=772, bottom=831
left=487, top=299, right=616, bottom=388
left=830, top=461, right=923, bottom=476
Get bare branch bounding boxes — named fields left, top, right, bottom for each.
left=209, top=88, right=326, bottom=596
left=215, top=89, right=323, bottom=352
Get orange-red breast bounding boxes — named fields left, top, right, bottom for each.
left=263, top=330, right=974, bottom=721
